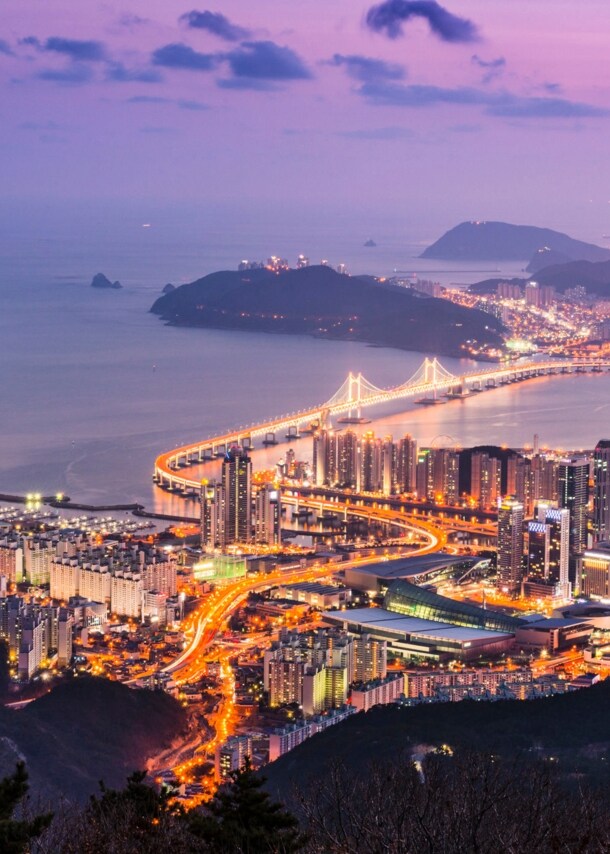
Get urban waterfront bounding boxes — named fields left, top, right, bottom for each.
left=2, top=273, right=610, bottom=511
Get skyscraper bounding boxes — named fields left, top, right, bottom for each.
left=526, top=504, right=570, bottom=598
left=557, top=458, right=589, bottom=556
left=200, top=481, right=224, bottom=550
left=336, top=429, right=358, bottom=488
left=593, top=440, right=610, bottom=543
left=395, top=434, right=417, bottom=494
left=471, top=452, right=500, bottom=510
left=222, top=447, right=252, bottom=545
left=497, top=498, right=524, bottom=592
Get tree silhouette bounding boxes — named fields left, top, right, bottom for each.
left=189, top=758, right=305, bottom=853
left=0, top=763, right=52, bottom=854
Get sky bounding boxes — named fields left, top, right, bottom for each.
left=2, top=0, right=610, bottom=245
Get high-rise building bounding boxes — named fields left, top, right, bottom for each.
left=581, top=543, right=610, bottom=599
left=507, top=456, right=534, bottom=516
left=593, top=440, right=610, bottom=543
left=497, top=498, right=524, bottom=592
left=352, top=634, right=387, bottom=682
left=471, top=452, right=500, bottom=510
left=336, top=430, right=357, bottom=488
left=359, top=432, right=383, bottom=492
left=416, top=449, right=434, bottom=501
left=526, top=504, right=570, bottom=598
left=557, top=458, right=589, bottom=558
left=57, top=608, right=73, bottom=668
left=200, top=481, right=225, bottom=549
left=254, top=485, right=282, bottom=546
left=222, top=447, right=252, bottom=545
left=395, top=434, right=417, bottom=494
left=313, top=428, right=335, bottom=486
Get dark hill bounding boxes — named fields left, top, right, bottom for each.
left=421, top=221, right=610, bottom=263
left=0, top=678, right=187, bottom=803
left=150, top=265, right=504, bottom=358
left=533, top=259, right=610, bottom=296
left=526, top=247, right=574, bottom=274
left=265, top=680, right=610, bottom=797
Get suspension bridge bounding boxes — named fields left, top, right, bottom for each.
left=153, top=357, right=610, bottom=493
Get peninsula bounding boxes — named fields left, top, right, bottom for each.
left=150, top=265, right=504, bottom=358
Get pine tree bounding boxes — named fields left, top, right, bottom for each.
left=188, top=758, right=305, bottom=853
left=0, top=762, right=53, bottom=854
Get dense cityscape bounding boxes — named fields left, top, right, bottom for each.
left=4, top=0, right=610, bottom=850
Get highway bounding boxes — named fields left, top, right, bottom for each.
left=163, top=505, right=444, bottom=684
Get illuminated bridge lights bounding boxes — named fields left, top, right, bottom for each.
left=153, top=356, right=610, bottom=493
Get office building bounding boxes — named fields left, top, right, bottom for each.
left=497, top=498, right=524, bottom=592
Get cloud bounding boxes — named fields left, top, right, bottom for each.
left=0, top=39, right=14, bottom=56
left=43, top=37, right=107, bottom=62
left=224, top=40, right=312, bottom=81
left=488, top=96, right=609, bottom=119
left=180, top=10, right=250, bottom=42
left=339, top=126, right=413, bottom=140
left=365, top=0, right=479, bottom=43
left=329, top=53, right=405, bottom=82
left=19, top=120, right=64, bottom=131
left=106, top=62, right=163, bottom=83
left=177, top=99, right=208, bottom=110
left=358, top=80, right=609, bottom=118
left=472, top=54, right=506, bottom=83
left=37, top=64, right=94, bottom=84
left=127, top=95, right=208, bottom=110
left=140, top=126, right=176, bottom=134
left=217, top=77, right=276, bottom=91
left=151, top=43, right=217, bottom=71
left=117, top=14, right=149, bottom=29
left=472, top=55, right=505, bottom=71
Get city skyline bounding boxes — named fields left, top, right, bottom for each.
left=2, top=1, right=610, bottom=242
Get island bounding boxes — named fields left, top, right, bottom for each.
left=91, top=272, right=122, bottom=289
left=150, top=264, right=504, bottom=358
left=421, top=221, right=610, bottom=265
left=364, top=238, right=377, bottom=247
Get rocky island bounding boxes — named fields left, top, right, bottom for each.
left=91, top=272, right=122, bottom=289
left=150, top=264, right=504, bottom=358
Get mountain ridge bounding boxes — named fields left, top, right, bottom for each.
left=421, top=221, right=610, bottom=264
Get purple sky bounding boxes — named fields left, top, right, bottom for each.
left=2, top=0, right=610, bottom=244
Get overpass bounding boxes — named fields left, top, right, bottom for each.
left=153, top=357, right=610, bottom=494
